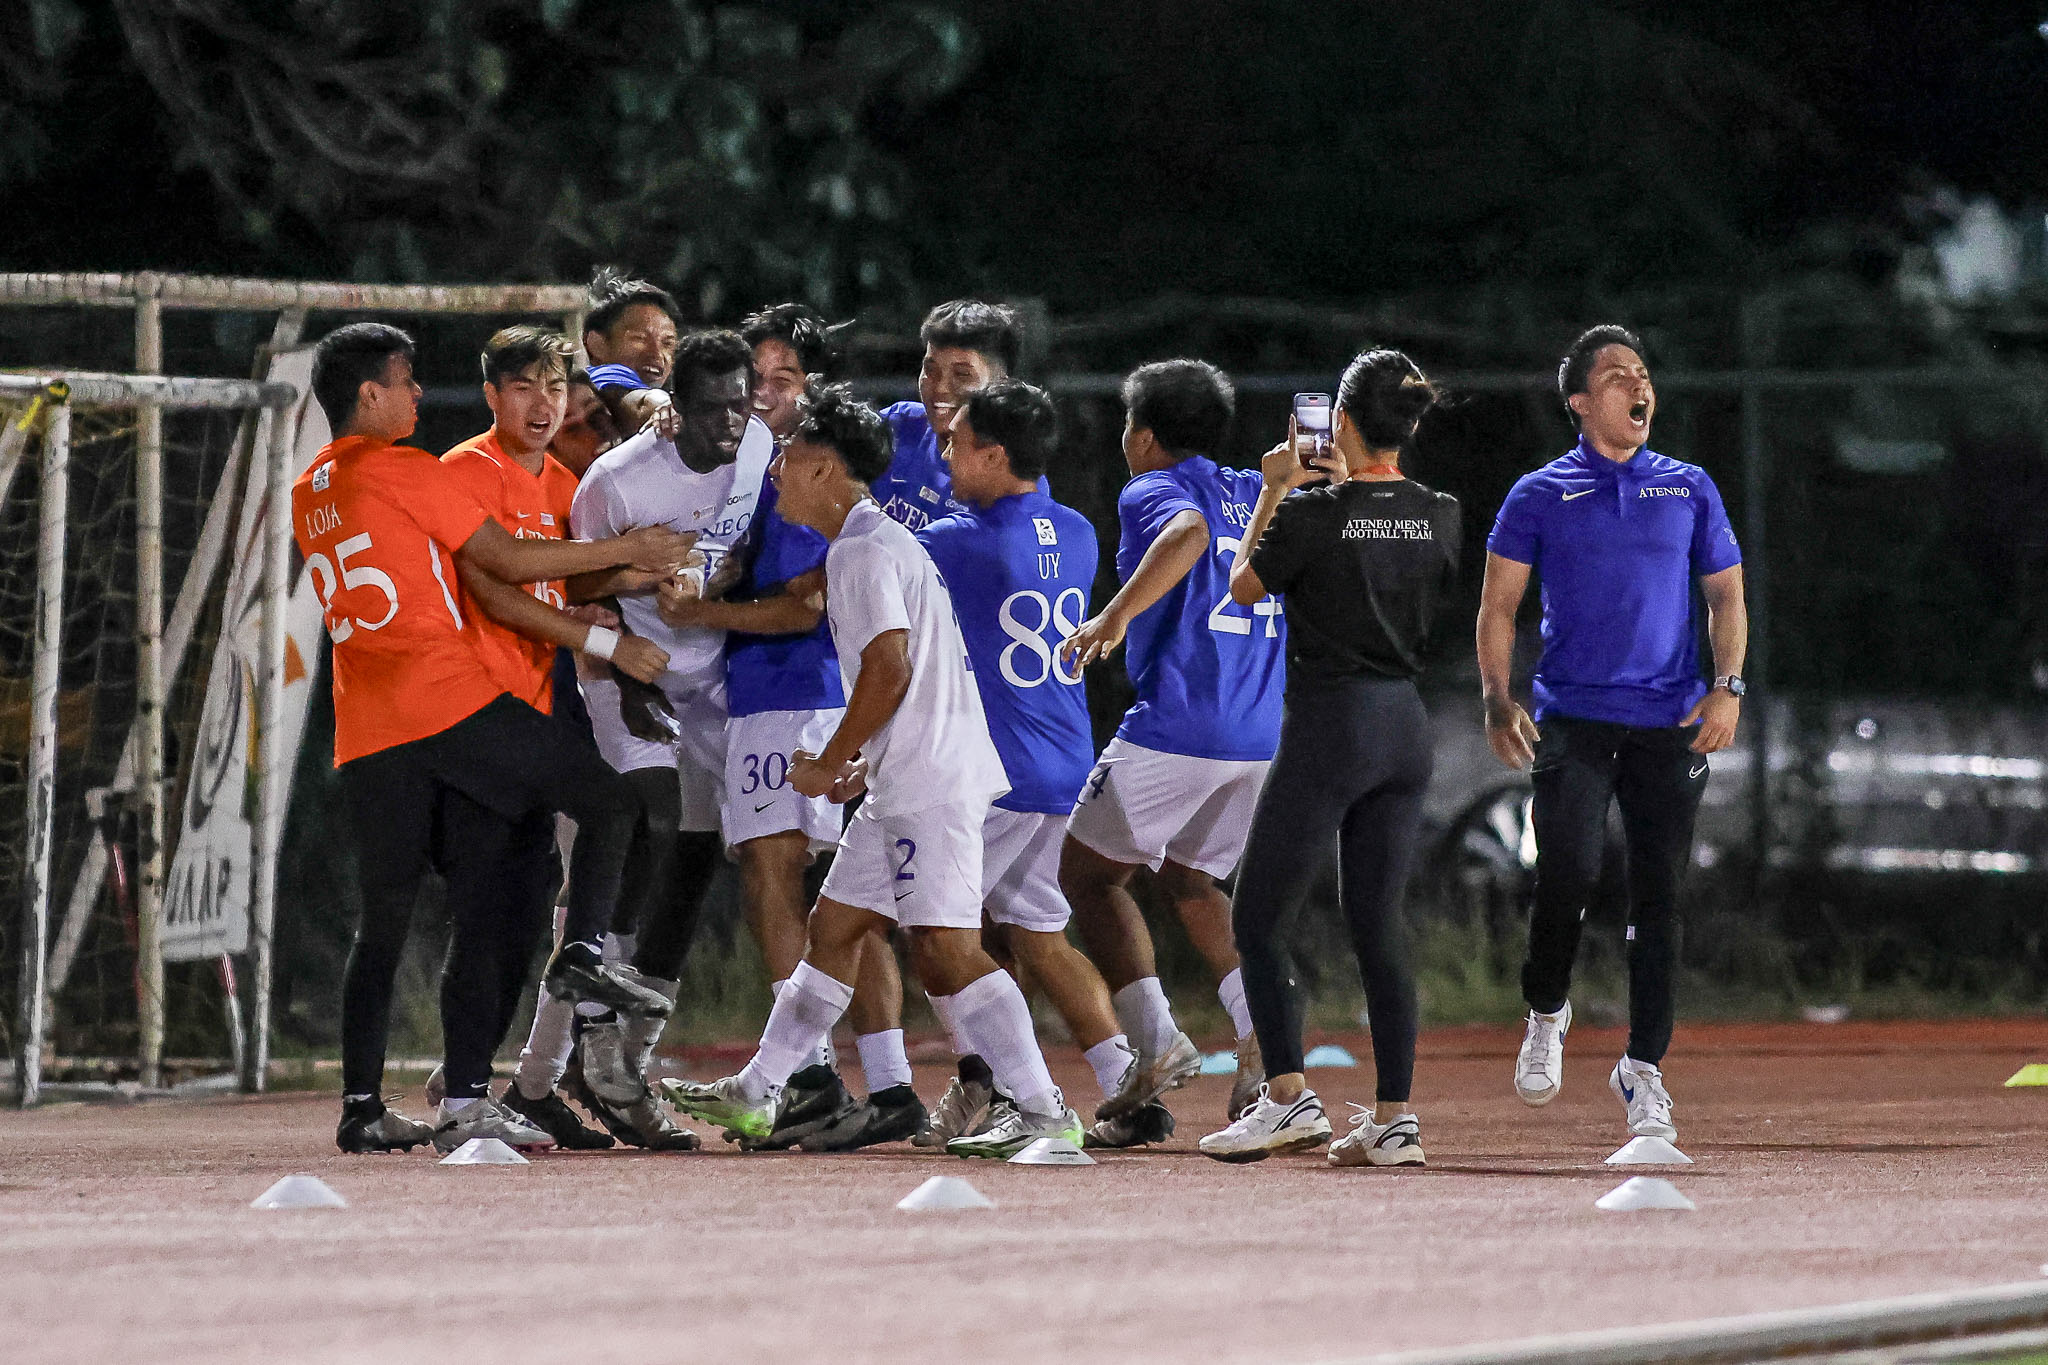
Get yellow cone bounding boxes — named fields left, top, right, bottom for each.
left=2002, top=1064, right=2048, bottom=1087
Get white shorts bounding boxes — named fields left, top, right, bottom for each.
left=981, top=807, right=1070, bottom=932
left=1065, top=737, right=1270, bottom=879
left=819, top=799, right=988, bottom=929
left=721, top=708, right=848, bottom=855
left=580, top=675, right=727, bottom=832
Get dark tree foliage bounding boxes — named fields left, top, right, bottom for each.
left=2, top=0, right=978, bottom=313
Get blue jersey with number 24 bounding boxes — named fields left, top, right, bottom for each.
left=918, top=490, right=1098, bottom=814
left=1114, top=456, right=1284, bottom=761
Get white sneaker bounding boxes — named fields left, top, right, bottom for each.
left=1609, top=1057, right=1677, bottom=1139
left=1328, top=1105, right=1426, bottom=1167
left=432, top=1097, right=556, bottom=1154
left=1514, top=1001, right=1571, bottom=1105
left=1197, top=1085, right=1332, bottom=1164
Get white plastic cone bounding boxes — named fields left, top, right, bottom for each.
left=250, top=1175, right=347, bottom=1210
left=1595, top=1176, right=1696, bottom=1211
left=896, top=1176, right=994, bottom=1211
left=1007, top=1137, right=1095, bottom=1166
left=1606, top=1136, right=1693, bottom=1166
left=438, top=1137, right=528, bottom=1166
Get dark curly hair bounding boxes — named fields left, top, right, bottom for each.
left=793, top=382, right=892, bottom=484
left=670, top=328, right=753, bottom=397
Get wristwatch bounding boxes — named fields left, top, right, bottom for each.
left=1713, top=675, right=1747, bottom=698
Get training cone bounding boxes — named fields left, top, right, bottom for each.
left=1595, top=1176, right=1696, bottom=1212
left=897, top=1176, right=995, bottom=1211
left=1007, top=1137, right=1095, bottom=1166
left=1606, top=1136, right=1693, bottom=1166
left=438, top=1137, right=528, bottom=1166
left=1304, top=1044, right=1359, bottom=1068
left=1199, top=1051, right=1238, bottom=1075
left=2003, top=1064, right=2048, bottom=1087
left=250, top=1175, right=347, bottom=1210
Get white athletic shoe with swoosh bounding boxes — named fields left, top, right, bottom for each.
left=1610, top=1057, right=1677, bottom=1140
left=1197, top=1085, right=1331, bottom=1163
left=1514, top=1000, right=1571, bottom=1105
left=1327, top=1105, right=1426, bottom=1167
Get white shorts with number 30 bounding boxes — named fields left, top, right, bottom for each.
left=721, top=707, right=847, bottom=854
left=819, top=798, right=989, bottom=929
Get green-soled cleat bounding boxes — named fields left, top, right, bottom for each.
left=945, top=1096, right=1084, bottom=1160
left=660, top=1075, right=776, bottom=1142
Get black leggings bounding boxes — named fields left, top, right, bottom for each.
left=1233, top=678, right=1433, bottom=1102
left=337, top=696, right=634, bottom=1099
left=1521, top=716, right=1708, bottom=1065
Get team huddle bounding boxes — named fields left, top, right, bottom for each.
left=293, top=270, right=1747, bottom=1168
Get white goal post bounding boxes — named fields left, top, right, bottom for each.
left=3, top=272, right=591, bottom=1106
left=4, top=372, right=296, bottom=1108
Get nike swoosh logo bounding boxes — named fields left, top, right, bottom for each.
left=1561, top=489, right=1596, bottom=501
left=754, top=801, right=774, bottom=813
left=1619, top=1080, right=1635, bottom=1102
left=1689, top=763, right=1708, bottom=779
left=893, top=890, right=913, bottom=902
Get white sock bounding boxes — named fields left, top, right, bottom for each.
left=601, top=931, right=635, bottom=964
left=774, top=979, right=836, bottom=1072
left=1083, top=1034, right=1135, bottom=1099
left=441, top=1096, right=479, bottom=1114
left=1112, top=977, right=1180, bottom=1056
left=925, top=990, right=971, bottom=1057
left=626, top=976, right=681, bottom=1075
left=856, top=1029, right=912, bottom=1092
left=1218, top=968, right=1253, bottom=1042
left=515, top=980, right=578, bottom=1099
left=738, top=960, right=853, bottom=1102
left=945, top=970, right=1059, bottom=1118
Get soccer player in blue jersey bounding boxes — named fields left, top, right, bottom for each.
left=1059, top=359, right=1287, bottom=1123
left=580, top=267, right=681, bottom=436
left=1478, top=325, right=1746, bottom=1144
left=912, top=381, right=1170, bottom=1151
left=657, top=304, right=919, bottom=1151
left=872, top=299, right=1023, bottom=530
left=664, top=385, right=1081, bottom=1157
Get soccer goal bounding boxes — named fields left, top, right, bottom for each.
left=2, top=371, right=297, bottom=1107
left=2, top=272, right=588, bottom=1107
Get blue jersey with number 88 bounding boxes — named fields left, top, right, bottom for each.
left=918, top=490, right=1098, bottom=814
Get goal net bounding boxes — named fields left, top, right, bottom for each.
left=0, top=372, right=303, bottom=1105
left=1, top=273, right=588, bottom=1107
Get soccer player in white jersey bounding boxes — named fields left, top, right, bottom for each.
left=657, top=304, right=919, bottom=1151
left=664, top=385, right=1084, bottom=1156
left=507, top=329, right=772, bottom=1148
left=1059, top=360, right=1287, bottom=1123
left=915, top=380, right=1182, bottom=1153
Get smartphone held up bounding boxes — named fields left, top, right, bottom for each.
left=1292, top=392, right=1332, bottom=469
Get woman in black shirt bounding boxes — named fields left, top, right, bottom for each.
left=1196, top=349, right=1460, bottom=1166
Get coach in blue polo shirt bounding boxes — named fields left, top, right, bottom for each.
left=1475, top=324, right=1747, bottom=1147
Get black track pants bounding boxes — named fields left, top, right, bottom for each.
left=434, top=796, right=557, bottom=1099
left=1520, top=716, right=1709, bottom=1065
left=1233, top=678, right=1433, bottom=1101
left=336, top=696, right=633, bottom=1098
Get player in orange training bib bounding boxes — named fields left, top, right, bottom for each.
left=294, top=322, right=696, bottom=1156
